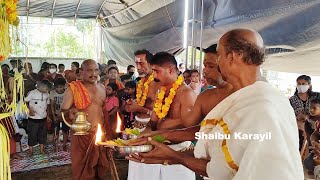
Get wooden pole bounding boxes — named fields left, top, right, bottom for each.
left=106, top=148, right=120, bottom=180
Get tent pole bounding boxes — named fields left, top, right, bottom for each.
left=184, top=0, right=189, bottom=71
left=199, top=0, right=204, bottom=77
left=190, top=0, right=196, bottom=69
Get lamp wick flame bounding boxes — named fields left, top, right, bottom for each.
left=95, top=124, right=102, bottom=145
left=116, top=112, right=122, bottom=133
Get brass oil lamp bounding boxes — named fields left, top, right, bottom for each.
left=61, top=111, right=91, bottom=135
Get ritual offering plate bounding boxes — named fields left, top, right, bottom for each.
left=99, top=135, right=170, bottom=154
left=115, top=144, right=154, bottom=154
left=123, top=128, right=141, bottom=140
left=100, top=138, right=154, bottom=153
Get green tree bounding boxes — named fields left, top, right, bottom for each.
left=44, top=30, right=84, bottom=58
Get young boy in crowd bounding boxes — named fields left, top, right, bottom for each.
left=105, top=83, right=120, bottom=136
left=103, top=66, right=124, bottom=90
left=304, top=98, right=320, bottom=175
left=50, top=78, right=69, bottom=151
left=120, top=81, right=136, bottom=129
left=25, top=80, right=52, bottom=156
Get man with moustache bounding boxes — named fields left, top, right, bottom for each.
left=128, top=52, right=197, bottom=180
left=60, top=59, right=109, bottom=180
left=124, top=49, right=160, bottom=180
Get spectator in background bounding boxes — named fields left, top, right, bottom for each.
left=107, top=60, right=117, bottom=68
left=23, top=62, right=39, bottom=97
left=183, top=70, right=192, bottom=85
left=9, top=59, right=23, bottom=75
left=178, top=63, right=185, bottom=75
left=1, top=64, right=14, bottom=103
left=189, top=69, right=202, bottom=95
left=25, top=80, right=52, bottom=156
left=127, top=65, right=135, bottom=78
left=120, top=74, right=132, bottom=86
left=75, top=69, right=82, bottom=81
left=38, top=62, right=50, bottom=81
left=105, top=83, right=119, bottom=136
left=99, top=60, right=117, bottom=83
left=120, top=81, right=136, bottom=129
left=289, top=75, right=320, bottom=151
left=50, top=78, right=68, bottom=151
left=103, top=66, right=124, bottom=90
left=65, top=62, right=79, bottom=83
left=58, top=64, right=65, bottom=76
left=44, top=63, right=64, bottom=83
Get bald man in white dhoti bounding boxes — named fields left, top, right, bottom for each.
left=127, top=29, right=304, bottom=180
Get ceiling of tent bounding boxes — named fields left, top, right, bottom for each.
left=16, top=0, right=320, bottom=76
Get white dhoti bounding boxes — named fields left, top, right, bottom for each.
left=194, top=81, right=304, bottom=180
left=128, top=123, right=195, bottom=180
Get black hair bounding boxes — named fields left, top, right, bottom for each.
left=71, top=62, right=80, bottom=68
left=203, top=44, right=217, bottom=54
left=50, top=63, right=57, bottom=68
left=38, top=79, right=53, bottom=89
left=107, top=83, right=119, bottom=92
left=58, top=64, right=65, bottom=68
left=120, top=74, right=132, bottom=82
left=224, top=30, right=265, bottom=65
left=134, top=49, right=153, bottom=63
left=107, top=60, right=117, bottom=66
left=10, top=59, right=22, bottom=64
left=190, top=69, right=200, bottom=75
left=127, top=65, right=135, bottom=71
left=183, top=70, right=192, bottom=75
left=76, top=69, right=80, bottom=75
left=41, top=62, right=50, bottom=70
left=150, top=52, right=177, bottom=68
left=1, top=64, right=10, bottom=69
left=294, top=75, right=312, bottom=96
left=125, top=81, right=136, bottom=89
left=311, top=98, right=320, bottom=105
left=108, top=66, right=119, bottom=73
left=53, top=77, right=66, bottom=87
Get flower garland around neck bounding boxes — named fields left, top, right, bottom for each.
left=136, top=73, right=154, bottom=106
left=154, top=76, right=184, bottom=119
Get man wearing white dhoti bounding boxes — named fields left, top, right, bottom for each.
left=129, top=52, right=197, bottom=180
left=127, top=29, right=304, bottom=180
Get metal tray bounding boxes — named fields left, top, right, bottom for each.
left=114, top=145, right=154, bottom=154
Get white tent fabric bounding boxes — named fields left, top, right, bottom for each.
left=17, top=0, right=320, bottom=75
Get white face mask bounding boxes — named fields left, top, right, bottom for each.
left=49, top=68, right=57, bottom=74
left=297, top=85, right=309, bottom=93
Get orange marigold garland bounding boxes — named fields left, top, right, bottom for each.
left=154, top=76, right=184, bottom=119
left=0, top=0, right=19, bottom=61
left=136, top=73, right=154, bottom=106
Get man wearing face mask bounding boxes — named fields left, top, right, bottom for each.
left=44, top=63, right=64, bottom=84
left=289, top=75, right=320, bottom=150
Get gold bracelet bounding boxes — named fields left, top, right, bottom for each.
left=163, top=160, right=169, bottom=166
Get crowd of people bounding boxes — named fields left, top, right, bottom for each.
left=2, top=28, right=320, bottom=179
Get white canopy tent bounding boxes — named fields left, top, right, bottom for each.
left=15, top=0, right=320, bottom=75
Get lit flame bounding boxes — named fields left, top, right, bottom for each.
left=95, top=124, right=102, bottom=145
left=116, top=112, right=122, bottom=133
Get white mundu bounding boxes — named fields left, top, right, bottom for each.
left=194, top=81, right=304, bottom=180
left=128, top=140, right=195, bottom=180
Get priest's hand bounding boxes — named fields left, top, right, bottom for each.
left=129, top=130, right=167, bottom=145
left=125, top=101, right=141, bottom=112
left=126, top=137, right=177, bottom=164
